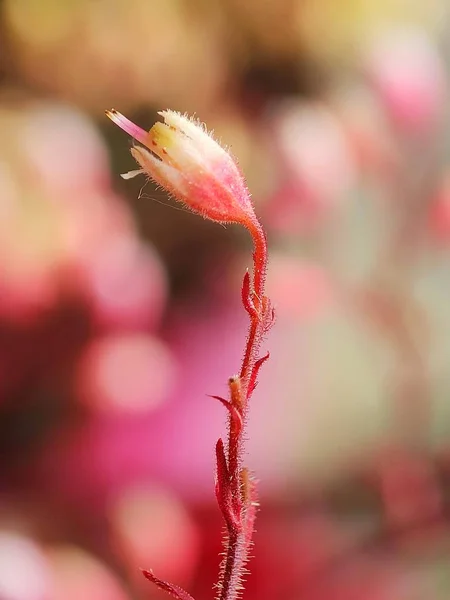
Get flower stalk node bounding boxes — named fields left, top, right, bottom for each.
left=228, top=376, right=243, bottom=410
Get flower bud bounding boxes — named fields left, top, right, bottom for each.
left=105, top=109, right=257, bottom=227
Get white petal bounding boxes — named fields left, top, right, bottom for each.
left=120, top=169, right=145, bottom=180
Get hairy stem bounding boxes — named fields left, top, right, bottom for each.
left=216, top=220, right=271, bottom=600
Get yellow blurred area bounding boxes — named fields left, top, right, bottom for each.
left=2, top=0, right=445, bottom=112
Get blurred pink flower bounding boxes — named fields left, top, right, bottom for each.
left=20, top=104, right=110, bottom=195
left=266, top=255, right=335, bottom=321
left=46, top=545, right=130, bottom=600
left=0, top=103, right=143, bottom=326
left=266, top=101, right=357, bottom=233
left=366, top=28, right=447, bottom=135
left=109, top=485, right=200, bottom=591
left=75, top=332, right=177, bottom=414
left=0, top=532, right=52, bottom=600
left=73, top=234, right=167, bottom=331
left=331, top=86, right=400, bottom=177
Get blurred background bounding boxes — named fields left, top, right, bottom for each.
left=1, top=0, right=450, bottom=598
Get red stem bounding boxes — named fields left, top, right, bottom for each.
left=216, top=219, right=270, bottom=600
left=143, top=217, right=271, bottom=600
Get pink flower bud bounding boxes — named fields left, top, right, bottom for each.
left=105, top=109, right=257, bottom=227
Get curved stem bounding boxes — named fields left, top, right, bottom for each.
left=217, top=218, right=271, bottom=600
left=247, top=218, right=268, bottom=301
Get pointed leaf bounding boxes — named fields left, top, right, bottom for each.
left=248, top=352, right=270, bottom=397
left=209, top=395, right=243, bottom=433
left=215, top=439, right=241, bottom=531
left=142, top=570, right=196, bottom=600
left=241, top=271, right=258, bottom=318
